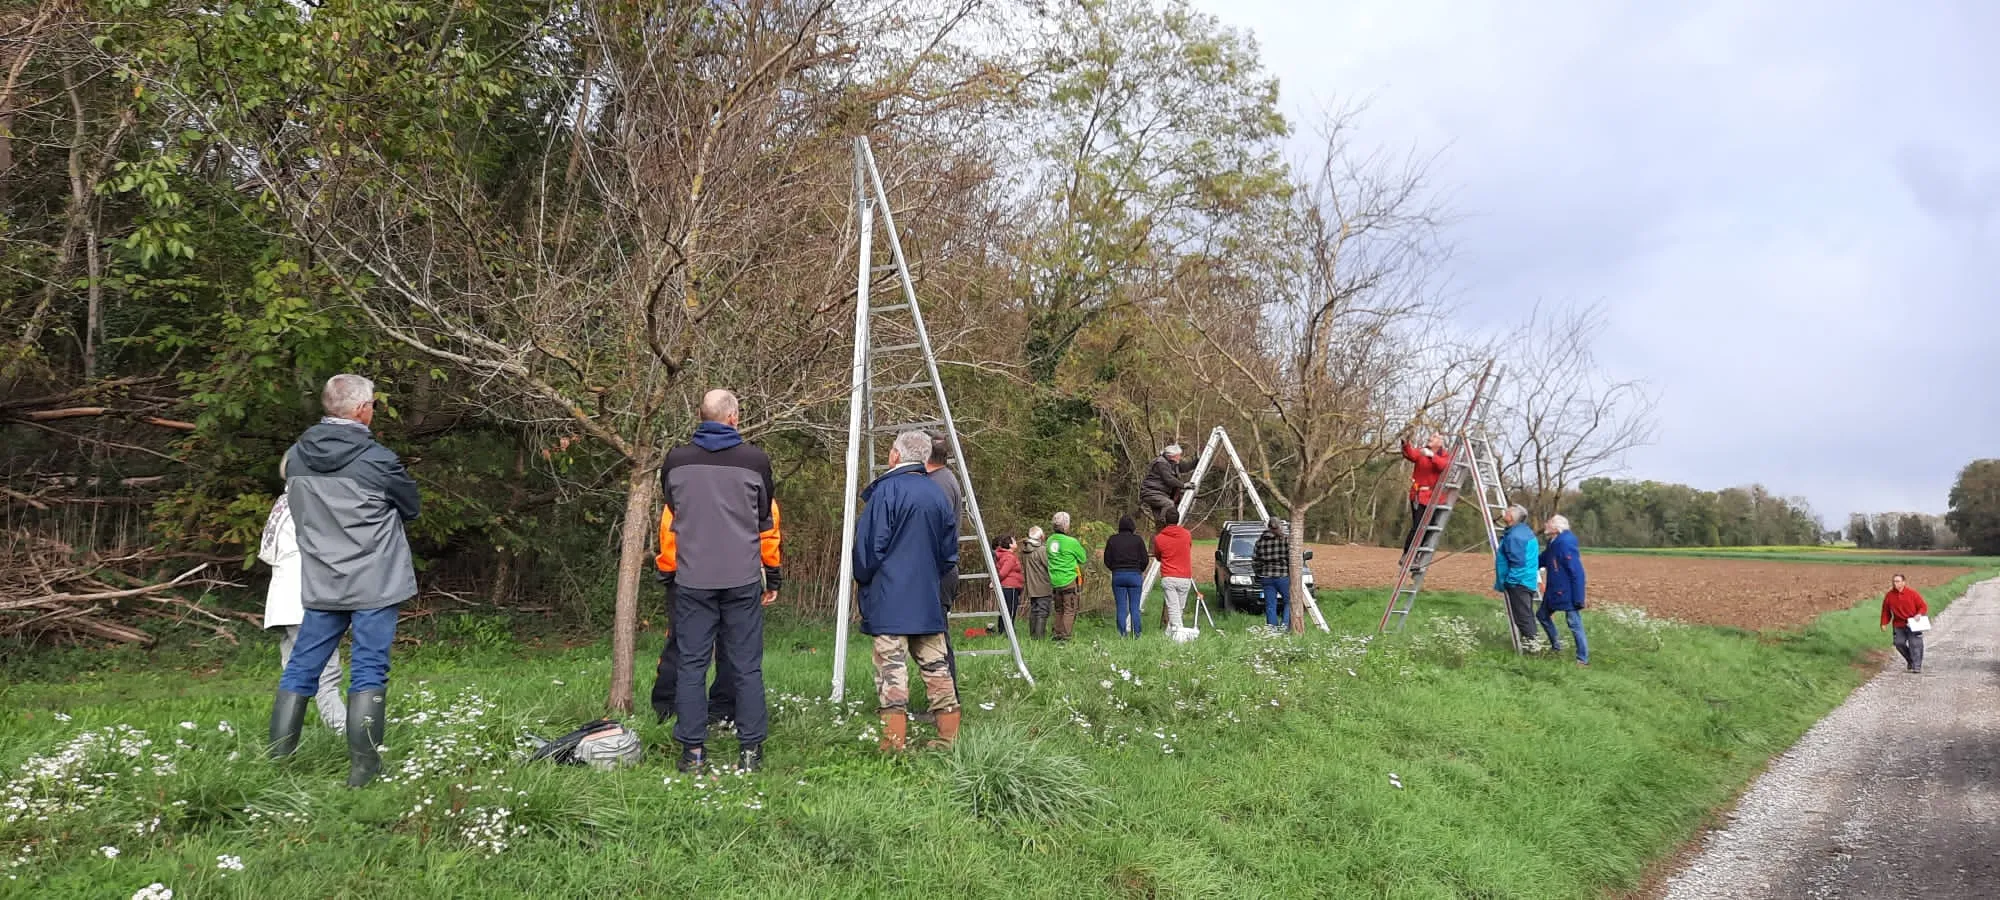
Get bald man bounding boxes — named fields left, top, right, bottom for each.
left=659, top=389, right=780, bottom=773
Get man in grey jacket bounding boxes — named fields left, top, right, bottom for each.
left=268, top=374, right=420, bottom=788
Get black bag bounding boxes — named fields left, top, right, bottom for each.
left=526, top=718, right=644, bottom=770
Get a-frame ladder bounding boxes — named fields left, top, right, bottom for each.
left=830, top=137, right=1032, bottom=703
left=1377, top=363, right=1520, bottom=651
left=1139, top=426, right=1329, bottom=633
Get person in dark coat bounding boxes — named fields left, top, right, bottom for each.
left=855, top=430, right=962, bottom=751
left=268, top=373, right=420, bottom=788
left=1103, top=515, right=1149, bottom=637
left=1140, top=445, right=1196, bottom=525
left=1537, top=514, right=1589, bottom=666
left=660, top=389, right=781, bottom=773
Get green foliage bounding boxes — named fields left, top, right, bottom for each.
left=1947, top=460, right=2000, bottom=555
left=1567, top=477, right=1821, bottom=549
left=946, top=725, right=1103, bottom=827
left=10, top=570, right=1996, bottom=897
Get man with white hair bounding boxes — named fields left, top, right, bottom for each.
left=659, top=388, right=780, bottom=772
left=1141, top=444, right=1197, bottom=526
left=1537, top=514, right=1590, bottom=666
left=1019, top=526, right=1054, bottom=639
left=1045, top=512, right=1089, bottom=640
left=1493, top=505, right=1541, bottom=647
left=269, top=373, right=420, bottom=788
left=853, top=430, right=962, bottom=751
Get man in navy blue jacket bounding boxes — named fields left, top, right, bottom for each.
left=854, top=430, right=961, bottom=752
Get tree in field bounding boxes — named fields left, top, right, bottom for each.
left=1489, top=303, right=1656, bottom=520
left=1946, top=460, right=2000, bottom=554
left=1848, top=513, right=1875, bottom=548
left=104, top=0, right=1010, bottom=710
left=1896, top=513, right=1935, bottom=550
left=1170, top=109, right=1457, bottom=633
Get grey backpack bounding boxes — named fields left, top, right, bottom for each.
left=526, top=719, right=644, bottom=771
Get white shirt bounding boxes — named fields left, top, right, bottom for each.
left=257, top=494, right=304, bottom=628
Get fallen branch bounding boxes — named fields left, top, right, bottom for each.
left=0, top=563, right=208, bottom=611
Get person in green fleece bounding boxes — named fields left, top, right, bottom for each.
left=1045, top=511, right=1089, bottom=641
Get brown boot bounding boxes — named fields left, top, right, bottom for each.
left=878, top=710, right=908, bottom=752
left=927, top=708, right=961, bottom=749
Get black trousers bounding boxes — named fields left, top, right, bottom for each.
left=1503, top=585, right=1539, bottom=643
left=670, top=582, right=767, bottom=748
left=649, top=582, right=737, bottom=724
left=1404, top=500, right=1425, bottom=554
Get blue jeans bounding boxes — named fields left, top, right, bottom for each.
left=281, top=605, right=400, bottom=695
left=672, top=582, right=768, bottom=748
left=1262, top=577, right=1292, bottom=627
left=1111, top=570, right=1144, bottom=637
left=1537, top=604, right=1589, bottom=663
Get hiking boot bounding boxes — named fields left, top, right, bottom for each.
left=268, top=689, right=309, bottom=759
left=344, top=688, right=386, bottom=788
left=677, top=744, right=705, bottom=773
left=737, top=744, right=763, bottom=773
left=927, top=709, right=962, bottom=749
left=878, top=710, right=908, bottom=752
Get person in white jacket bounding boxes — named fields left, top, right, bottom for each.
left=259, top=493, right=346, bottom=732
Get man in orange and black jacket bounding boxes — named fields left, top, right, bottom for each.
left=647, top=498, right=782, bottom=728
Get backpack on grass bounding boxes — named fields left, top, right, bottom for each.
left=526, top=718, right=644, bottom=770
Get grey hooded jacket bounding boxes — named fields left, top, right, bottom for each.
left=283, top=418, right=420, bottom=612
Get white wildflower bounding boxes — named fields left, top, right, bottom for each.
left=100, top=846, right=120, bottom=859
left=131, top=883, right=173, bottom=900
left=215, top=854, right=243, bottom=872
left=53, top=712, right=72, bottom=722
left=178, top=722, right=196, bottom=731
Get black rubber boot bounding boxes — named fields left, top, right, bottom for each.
left=268, top=689, right=310, bottom=759
left=677, top=743, right=706, bottom=773
left=345, top=688, right=386, bottom=788
left=737, top=744, right=763, bottom=773
left=1029, top=612, right=1048, bottom=640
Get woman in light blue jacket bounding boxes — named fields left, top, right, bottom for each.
left=1492, top=505, right=1540, bottom=647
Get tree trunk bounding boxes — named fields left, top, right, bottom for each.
left=1287, top=503, right=1309, bottom=634
left=605, top=458, right=659, bottom=713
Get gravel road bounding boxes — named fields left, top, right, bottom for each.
left=1661, top=577, right=2000, bottom=900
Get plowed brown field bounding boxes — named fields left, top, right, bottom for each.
left=1190, top=544, right=1973, bottom=630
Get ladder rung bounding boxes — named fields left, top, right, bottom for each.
left=948, top=610, right=1002, bottom=619
left=870, top=419, right=943, bottom=433
left=870, top=304, right=911, bottom=315
left=873, top=342, right=921, bottom=354
left=879, top=381, right=932, bottom=393
left=958, top=534, right=980, bottom=542
left=957, top=649, right=1012, bottom=657
left=958, top=571, right=991, bottom=581
left=870, top=264, right=897, bottom=274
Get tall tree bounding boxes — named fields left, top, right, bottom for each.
left=1171, top=109, right=1457, bottom=633
left=1946, top=460, right=2000, bottom=555
left=1490, top=302, right=1656, bottom=520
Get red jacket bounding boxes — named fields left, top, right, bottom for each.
left=1880, top=587, right=1928, bottom=628
left=996, top=546, right=1025, bottom=589
left=1401, top=441, right=1452, bottom=503
left=1152, top=525, right=1193, bottom=579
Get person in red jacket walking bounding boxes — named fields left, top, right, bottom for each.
left=1400, top=433, right=1452, bottom=555
left=1880, top=573, right=1929, bottom=674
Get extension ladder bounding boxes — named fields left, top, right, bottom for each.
left=1378, top=363, right=1521, bottom=652
left=829, top=137, right=1033, bottom=703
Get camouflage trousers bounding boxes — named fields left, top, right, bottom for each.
left=872, top=633, right=959, bottom=714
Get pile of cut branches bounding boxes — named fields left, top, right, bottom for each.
left=0, top=529, right=246, bottom=646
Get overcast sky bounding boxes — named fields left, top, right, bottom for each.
left=1191, top=0, right=1997, bottom=521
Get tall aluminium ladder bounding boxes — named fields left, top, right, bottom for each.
left=830, top=137, right=1032, bottom=703
left=1377, top=362, right=1521, bottom=651
left=1138, top=426, right=1329, bottom=632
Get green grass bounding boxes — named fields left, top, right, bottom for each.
left=1594, top=546, right=2000, bottom=568
left=4, top=570, right=1995, bottom=899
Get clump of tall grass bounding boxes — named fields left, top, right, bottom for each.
left=945, top=725, right=1104, bottom=827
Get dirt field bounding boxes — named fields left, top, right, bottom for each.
left=1190, top=544, right=1973, bottom=630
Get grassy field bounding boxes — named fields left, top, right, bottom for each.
left=5, top=569, right=1995, bottom=899
left=1592, top=546, right=2000, bottom=568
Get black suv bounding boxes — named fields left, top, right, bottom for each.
left=1213, top=520, right=1315, bottom=613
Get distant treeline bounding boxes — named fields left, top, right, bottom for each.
left=1557, top=478, right=1824, bottom=549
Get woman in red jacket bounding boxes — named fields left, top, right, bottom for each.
left=992, top=535, right=1026, bottom=634
left=1400, top=434, right=1451, bottom=554
left=1881, top=573, right=1929, bottom=674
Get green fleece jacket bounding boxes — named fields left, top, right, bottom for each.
left=1046, top=532, right=1088, bottom=588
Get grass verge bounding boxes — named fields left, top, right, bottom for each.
left=4, top=570, right=1994, bottom=899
